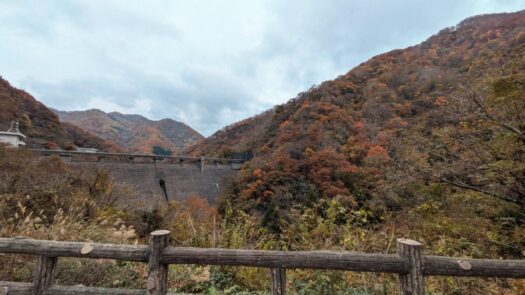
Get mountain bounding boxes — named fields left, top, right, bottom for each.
left=188, top=10, right=525, bottom=233
left=54, top=109, right=203, bottom=154
left=0, top=77, right=120, bottom=151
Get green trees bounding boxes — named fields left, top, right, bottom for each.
left=152, top=145, right=173, bottom=156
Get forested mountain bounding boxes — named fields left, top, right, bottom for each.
left=188, top=9, right=525, bottom=257
left=1, top=8, right=525, bottom=294
left=54, top=109, right=203, bottom=154
left=0, top=77, right=119, bottom=151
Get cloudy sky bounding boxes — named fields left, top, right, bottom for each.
left=0, top=1, right=523, bottom=135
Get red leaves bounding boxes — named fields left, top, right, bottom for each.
left=305, top=147, right=359, bottom=197
left=354, top=121, right=365, bottom=130
left=366, top=145, right=389, bottom=160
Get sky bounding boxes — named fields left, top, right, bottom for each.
left=0, top=1, right=523, bottom=136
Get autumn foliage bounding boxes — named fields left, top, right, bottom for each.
left=2, top=8, right=525, bottom=294
left=0, top=77, right=120, bottom=151
left=193, top=9, right=525, bottom=253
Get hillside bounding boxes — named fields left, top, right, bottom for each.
left=54, top=109, right=203, bottom=154
left=0, top=77, right=119, bottom=151
left=190, top=10, right=525, bottom=157
left=1, top=8, right=525, bottom=294
left=188, top=9, right=525, bottom=253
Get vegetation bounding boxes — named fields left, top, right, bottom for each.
left=54, top=109, right=203, bottom=154
left=0, top=146, right=141, bottom=287
left=1, top=145, right=524, bottom=294
left=152, top=145, right=173, bottom=156
left=185, top=10, right=525, bottom=294
left=1, top=9, right=525, bottom=295
left=0, top=77, right=120, bottom=151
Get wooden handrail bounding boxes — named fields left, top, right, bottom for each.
left=0, top=237, right=149, bottom=262
left=161, top=247, right=407, bottom=272
left=1, top=233, right=524, bottom=295
left=423, top=255, right=525, bottom=277
left=0, top=282, right=190, bottom=295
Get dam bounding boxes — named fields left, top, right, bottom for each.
left=33, top=149, right=242, bottom=208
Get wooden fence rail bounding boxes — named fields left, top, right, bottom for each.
left=1, top=231, right=524, bottom=295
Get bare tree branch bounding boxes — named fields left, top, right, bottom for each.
left=468, top=90, right=525, bottom=141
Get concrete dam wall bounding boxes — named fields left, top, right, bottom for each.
left=97, top=162, right=239, bottom=208
left=34, top=150, right=242, bottom=208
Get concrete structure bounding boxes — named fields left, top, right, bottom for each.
left=105, top=161, right=238, bottom=208
left=33, top=149, right=242, bottom=208
left=76, top=147, right=98, bottom=153
left=0, top=121, right=26, bottom=148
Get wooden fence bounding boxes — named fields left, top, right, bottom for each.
left=1, top=230, right=524, bottom=295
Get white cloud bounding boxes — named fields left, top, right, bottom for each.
left=0, top=1, right=523, bottom=135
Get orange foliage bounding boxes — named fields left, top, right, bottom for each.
left=0, top=77, right=120, bottom=151
left=306, top=147, right=358, bottom=197
left=188, top=10, right=525, bottom=233
left=434, top=96, right=448, bottom=105
left=366, top=145, right=389, bottom=159
left=253, top=168, right=264, bottom=178
left=184, top=196, right=217, bottom=224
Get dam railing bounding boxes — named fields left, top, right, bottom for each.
left=30, top=149, right=245, bottom=169
left=1, top=231, right=525, bottom=294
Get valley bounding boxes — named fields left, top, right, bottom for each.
left=0, top=7, right=524, bottom=295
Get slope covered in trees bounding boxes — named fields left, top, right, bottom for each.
left=54, top=109, right=203, bottom=154
left=189, top=9, right=525, bottom=260
left=0, top=77, right=120, bottom=151
left=1, top=9, right=524, bottom=293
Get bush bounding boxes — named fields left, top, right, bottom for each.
left=152, top=146, right=172, bottom=156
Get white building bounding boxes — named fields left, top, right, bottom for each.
left=0, top=121, right=26, bottom=148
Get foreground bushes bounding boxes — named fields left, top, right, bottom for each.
left=0, top=146, right=140, bottom=286
left=1, top=146, right=524, bottom=294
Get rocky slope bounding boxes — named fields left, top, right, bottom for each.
left=54, top=109, right=203, bottom=154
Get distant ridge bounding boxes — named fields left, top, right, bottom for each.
left=0, top=77, right=120, bottom=151
left=54, top=108, right=203, bottom=154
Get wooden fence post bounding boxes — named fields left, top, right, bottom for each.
left=397, top=238, right=424, bottom=295
left=147, top=230, right=170, bottom=295
left=270, top=267, right=286, bottom=295
left=32, top=255, right=57, bottom=295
